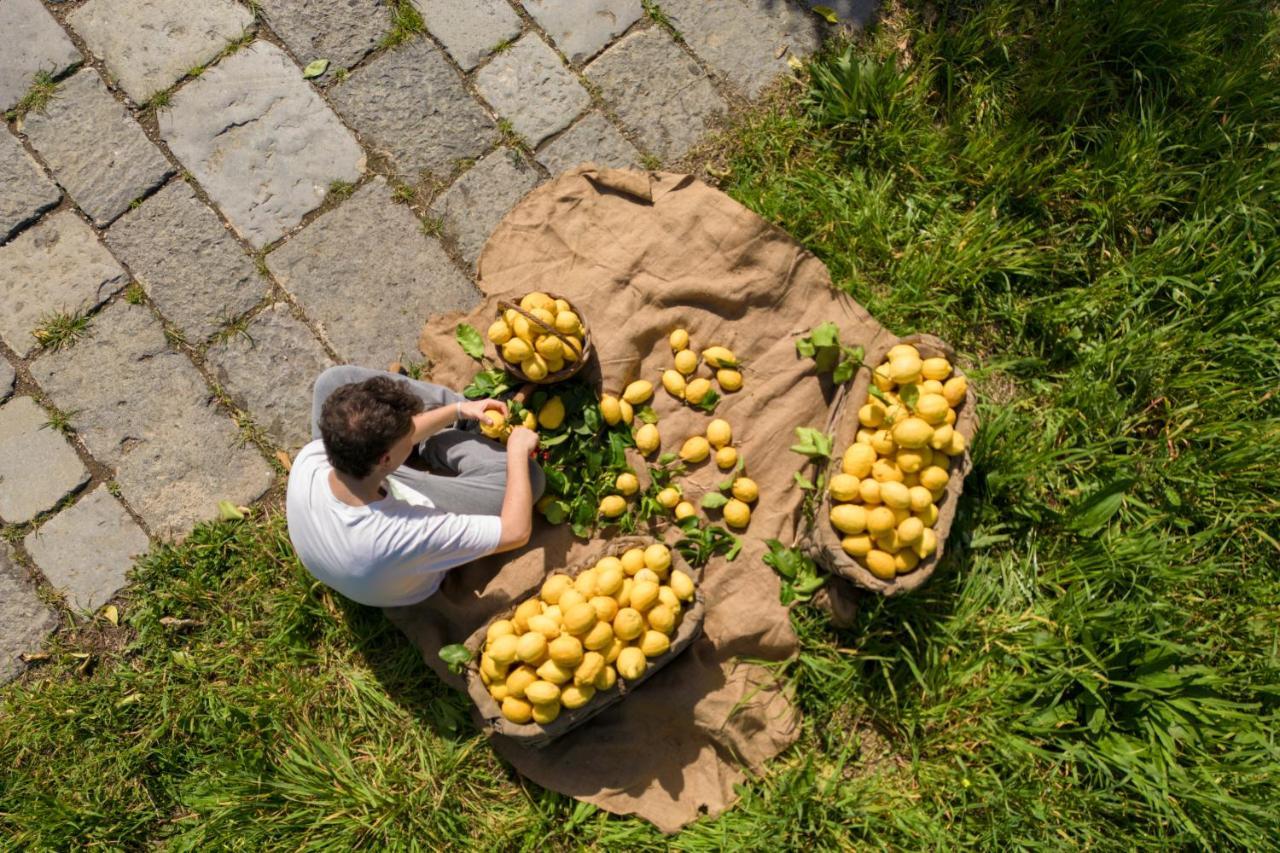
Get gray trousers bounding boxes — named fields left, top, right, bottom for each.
left=310, top=365, right=545, bottom=516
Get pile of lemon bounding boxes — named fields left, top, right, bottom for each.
left=828, top=343, right=968, bottom=580
left=479, top=541, right=698, bottom=725
left=660, top=330, right=742, bottom=405
left=487, top=291, right=586, bottom=381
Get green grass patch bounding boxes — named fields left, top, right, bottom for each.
left=2, top=0, right=1278, bottom=846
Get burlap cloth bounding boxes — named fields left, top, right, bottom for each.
left=388, top=166, right=897, bottom=832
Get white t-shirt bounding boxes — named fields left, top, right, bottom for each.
left=285, top=441, right=503, bottom=607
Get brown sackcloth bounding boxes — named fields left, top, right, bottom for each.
left=388, top=166, right=897, bottom=832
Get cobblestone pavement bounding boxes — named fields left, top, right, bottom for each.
left=0, top=0, right=872, bottom=680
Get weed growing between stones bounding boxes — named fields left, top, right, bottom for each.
left=31, top=311, right=91, bottom=352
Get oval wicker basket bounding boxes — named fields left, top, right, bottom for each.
left=493, top=293, right=594, bottom=384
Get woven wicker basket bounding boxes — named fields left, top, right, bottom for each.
left=493, top=293, right=594, bottom=384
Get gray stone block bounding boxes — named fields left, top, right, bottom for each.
left=660, top=0, right=823, bottom=98
left=25, top=487, right=149, bottom=614
left=536, top=111, right=641, bottom=175
left=205, top=304, right=333, bottom=451
left=0, top=396, right=89, bottom=524
left=430, top=150, right=541, bottom=269
left=106, top=181, right=264, bottom=342
left=523, top=0, right=643, bottom=64
left=330, top=38, right=496, bottom=182
left=255, top=0, right=388, bottom=72
left=0, top=358, right=13, bottom=403
left=269, top=177, right=480, bottom=366
left=68, top=0, right=253, bottom=102
left=29, top=302, right=274, bottom=538
left=18, top=69, right=174, bottom=227
left=0, top=210, right=127, bottom=356
left=0, top=0, right=81, bottom=111
left=0, top=131, right=60, bottom=243
left=0, top=542, right=58, bottom=684
left=586, top=28, right=726, bottom=160
left=159, top=42, right=366, bottom=249
left=412, top=0, right=522, bottom=70
left=475, top=35, right=590, bottom=147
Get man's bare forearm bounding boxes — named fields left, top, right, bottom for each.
left=496, top=447, right=534, bottom=551
left=409, top=403, right=462, bottom=445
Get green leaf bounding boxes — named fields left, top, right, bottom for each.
left=899, top=383, right=919, bottom=410
left=811, top=4, right=840, bottom=24
left=795, top=337, right=816, bottom=358
left=302, top=58, right=330, bottom=79
left=438, top=644, right=472, bottom=675
left=793, top=471, right=815, bottom=490
left=542, top=500, right=569, bottom=525
left=810, top=321, right=840, bottom=348
left=867, top=385, right=887, bottom=402
left=637, top=406, right=659, bottom=424
left=701, top=492, right=729, bottom=509
left=657, top=452, right=679, bottom=465
left=693, top=390, right=721, bottom=413
left=455, top=323, right=485, bottom=359
left=1069, top=478, right=1136, bottom=535
left=790, top=427, right=833, bottom=459
left=217, top=500, right=244, bottom=521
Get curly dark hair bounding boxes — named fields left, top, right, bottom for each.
left=319, top=377, right=424, bottom=478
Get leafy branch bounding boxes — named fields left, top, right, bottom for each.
left=795, top=322, right=864, bottom=384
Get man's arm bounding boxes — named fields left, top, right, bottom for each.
left=408, top=397, right=507, bottom=445
left=494, top=427, right=539, bottom=552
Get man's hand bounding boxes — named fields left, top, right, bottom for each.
left=458, top=398, right=507, bottom=425
left=506, top=426, right=540, bottom=457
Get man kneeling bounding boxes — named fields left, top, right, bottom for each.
left=287, top=366, right=544, bottom=607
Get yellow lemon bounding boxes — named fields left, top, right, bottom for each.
left=895, top=549, right=920, bottom=574
left=513, top=597, right=543, bottom=631
left=921, top=357, right=951, bottom=381
left=633, top=568, right=659, bottom=585
left=943, top=375, right=968, bottom=407
left=557, top=588, right=584, bottom=612
left=946, top=430, right=967, bottom=456
left=501, top=696, right=533, bottom=724
left=646, top=603, right=675, bottom=634
left=842, top=443, right=876, bottom=478
left=535, top=335, right=564, bottom=361
left=706, top=419, right=732, bottom=448
left=715, top=446, right=738, bottom=469
left=615, top=579, right=632, bottom=608
left=563, top=602, right=597, bottom=636
left=512, top=314, right=533, bottom=343
left=619, top=548, right=646, bottom=576
left=892, top=417, right=934, bottom=449
left=554, top=311, right=582, bottom=336
left=639, top=630, right=671, bottom=659
left=870, top=429, right=896, bottom=456
left=829, top=473, right=861, bottom=502
left=919, top=465, right=949, bottom=493
left=520, top=291, right=555, bottom=312
left=488, top=634, right=518, bottom=665
left=864, top=550, right=897, bottom=580
left=643, top=543, right=672, bottom=573
left=731, top=477, right=759, bottom=503
left=613, top=608, right=644, bottom=641
left=916, top=393, right=950, bottom=425
left=716, top=369, right=743, bottom=391
left=887, top=343, right=920, bottom=361
left=486, top=619, right=515, bottom=643
left=531, top=701, right=560, bottom=725
left=535, top=659, right=574, bottom=685
left=615, top=472, right=640, bottom=496
left=701, top=346, right=737, bottom=368
left=548, top=633, right=583, bottom=668
left=562, top=336, right=582, bottom=363
left=866, top=506, right=896, bottom=534
left=674, top=501, right=696, bottom=520
left=908, top=485, right=934, bottom=512
left=529, top=307, right=555, bottom=330
left=889, top=354, right=922, bottom=385
left=617, top=647, right=647, bottom=680
left=669, top=570, right=695, bottom=601
left=515, top=632, right=548, bottom=664
left=841, top=534, right=872, bottom=557
left=662, top=369, right=686, bottom=398
left=897, top=516, right=924, bottom=544
left=618, top=399, right=634, bottom=425
left=856, top=428, right=875, bottom=444
left=895, top=447, right=929, bottom=473
left=503, top=338, right=532, bottom=363
left=590, top=595, right=619, bottom=623
left=830, top=503, right=867, bottom=534
left=858, top=402, right=885, bottom=428
left=537, top=396, right=565, bottom=430
left=560, top=683, right=595, bottom=709
left=656, top=486, right=681, bottom=509
left=913, top=527, right=938, bottom=558
left=634, top=423, right=660, bottom=455
left=684, top=377, right=712, bottom=404
left=859, top=478, right=882, bottom=504
left=670, top=328, right=690, bottom=351
left=873, top=363, right=895, bottom=391
left=599, top=395, right=622, bottom=425
left=623, top=380, right=653, bottom=405
left=521, top=355, right=548, bottom=381
left=872, top=459, right=904, bottom=483
left=583, top=620, right=614, bottom=651
left=489, top=683, right=509, bottom=702
left=723, top=498, right=751, bottom=528
left=574, top=651, right=604, bottom=687
left=524, top=680, right=561, bottom=706
left=630, top=580, right=660, bottom=612
left=879, top=480, right=911, bottom=510
left=599, top=495, right=627, bottom=518
left=674, top=348, right=699, bottom=375
left=527, top=614, right=560, bottom=640
left=505, top=666, right=537, bottom=698
left=595, top=665, right=617, bottom=691
left=928, top=424, right=954, bottom=451
left=680, top=435, right=711, bottom=462
left=596, top=561, right=624, bottom=595
left=488, top=318, right=512, bottom=344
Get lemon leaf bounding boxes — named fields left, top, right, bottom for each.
left=101, top=604, right=119, bottom=626
left=302, top=58, right=329, bottom=79
left=701, top=492, right=729, bottom=509
left=439, top=644, right=472, bottom=675
left=217, top=500, right=245, bottom=521
left=637, top=406, right=659, bottom=424
left=455, top=323, right=485, bottom=359
left=810, top=4, right=840, bottom=24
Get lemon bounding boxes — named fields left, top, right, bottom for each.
left=946, top=430, right=967, bottom=456
left=859, top=478, right=882, bottom=504
left=842, top=443, right=876, bottom=478
left=656, top=486, right=681, bottom=508
left=596, top=554, right=624, bottom=575
left=658, top=584, right=681, bottom=613
left=908, top=485, right=934, bottom=512
left=634, top=423, right=660, bottom=455
left=545, top=356, right=565, bottom=376
left=944, top=408, right=957, bottom=426
left=674, top=501, right=696, bottom=520
left=618, top=399, right=634, bottom=425
left=489, top=683, right=509, bottom=702
left=889, top=353, right=923, bottom=385
left=542, top=604, right=562, bottom=626
left=670, top=328, right=690, bottom=351
left=486, top=619, right=515, bottom=643
left=527, top=614, right=560, bottom=640
left=730, top=477, right=758, bottom=503
left=669, top=570, right=695, bottom=601
left=873, top=363, right=895, bottom=391
left=563, top=602, right=597, bottom=636
left=701, top=346, right=737, bottom=368
left=529, top=307, right=556, bottom=330
left=716, top=368, right=743, bottom=391
left=521, top=410, right=537, bottom=430
left=872, top=459, right=904, bottom=483
left=520, top=291, right=555, bottom=313
left=537, top=396, right=565, bottom=430
left=630, top=580, right=659, bottom=612
left=501, top=696, right=534, bottom=724
left=516, top=632, right=548, bottom=664
left=887, top=343, right=920, bottom=362
left=674, top=348, right=699, bottom=375
left=505, top=666, right=537, bottom=698
left=535, top=334, right=564, bottom=361
left=913, top=527, right=938, bottom=558
left=488, top=318, right=512, bottom=344
left=715, top=446, right=738, bottom=469
left=870, top=429, right=896, bottom=456
left=895, top=550, right=920, bottom=574
left=554, top=311, right=582, bottom=336
left=829, top=473, right=861, bottom=502
left=879, top=480, right=911, bottom=510
left=599, top=495, right=627, bottom=518
left=892, top=417, right=934, bottom=449
left=920, top=380, right=944, bottom=396
left=595, top=664, right=617, bottom=691
left=680, top=435, right=711, bottom=462
left=896, top=516, right=924, bottom=544
left=615, top=579, right=632, bottom=608
left=684, top=377, right=712, bottom=404
left=856, top=428, right=875, bottom=444
left=552, top=298, right=570, bottom=314
left=512, top=315, right=533, bottom=343
left=633, top=568, right=660, bottom=585
left=623, top=380, right=653, bottom=405
left=614, top=608, right=644, bottom=641
left=858, top=402, right=885, bottom=428
left=928, top=424, right=953, bottom=452
left=531, top=701, right=561, bottom=725
left=916, top=393, right=949, bottom=425
left=638, top=629, right=670, bottom=659
left=488, top=634, right=519, bottom=665
left=559, top=588, right=585, bottom=612
left=583, top=620, right=614, bottom=651
left=866, top=506, right=896, bottom=534
left=590, top=595, right=619, bottom=623
left=525, top=679, right=561, bottom=705
left=942, top=375, right=968, bottom=406
left=644, top=543, right=672, bottom=573
left=563, top=336, right=582, bottom=362
left=615, top=472, right=640, bottom=495
left=863, top=550, right=897, bottom=580
left=723, top=498, right=751, bottom=528
left=513, top=598, right=542, bottom=633
left=841, top=534, right=872, bottom=557
left=536, top=659, right=574, bottom=685
left=619, top=548, right=646, bottom=576
left=830, top=503, right=867, bottom=534
left=599, top=395, right=622, bottom=425
left=895, top=448, right=928, bottom=473
left=480, top=653, right=506, bottom=683
left=662, top=369, right=686, bottom=398
left=596, top=563, right=624, bottom=596
left=560, top=683, right=596, bottom=709
left=522, top=355, right=548, bottom=381
left=503, top=338, right=532, bottom=362
left=574, top=652, right=604, bottom=687
left=919, top=465, right=949, bottom=492
left=706, top=418, right=732, bottom=448
left=617, top=647, right=647, bottom=680
left=646, top=603, right=676, bottom=634
left=921, top=357, right=951, bottom=381
left=574, top=568, right=598, bottom=595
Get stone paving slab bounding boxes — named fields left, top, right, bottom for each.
left=25, top=486, right=149, bottom=614
left=29, top=302, right=274, bottom=538
left=0, top=396, right=90, bottom=524
left=19, top=69, right=175, bottom=227
left=330, top=38, right=496, bottom=181
left=0, top=542, right=58, bottom=684
left=106, top=181, right=264, bottom=342
left=270, top=177, right=480, bottom=366
left=0, top=0, right=82, bottom=112
left=255, top=0, right=388, bottom=73
left=537, top=110, right=641, bottom=174
left=0, top=210, right=128, bottom=356
left=475, top=34, right=590, bottom=147
left=205, top=303, right=333, bottom=451
left=68, top=0, right=254, bottom=102
left=159, top=41, right=366, bottom=249
left=0, top=359, right=13, bottom=404
left=0, top=131, right=60, bottom=243
left=586, top=27, right=726, bottom=160
left=430, top=149, right=541, bottom=269
left=523, top=0, right=643, bottom=65
left=412, top=0, right=522, bottom=71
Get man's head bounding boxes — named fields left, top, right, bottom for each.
left=319, top=377, right=424, bottom=479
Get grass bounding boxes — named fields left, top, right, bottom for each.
left=2, top=0, right=1279, bottom=847
left=31, top=311, right=91, bottom=351
left=5, top=71, right=57, bottom=121
left=327, top=179, right=356, bottom=200
left=380, top=0, right=425, bottom=50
